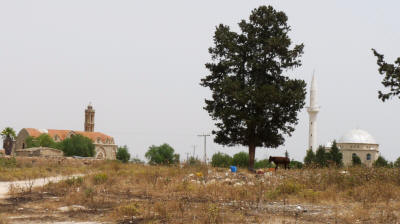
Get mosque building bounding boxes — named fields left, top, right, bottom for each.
left=307, top=76, right=380, bottom=167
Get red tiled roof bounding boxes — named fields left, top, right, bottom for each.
left=24, top=128, right=114, bottom=144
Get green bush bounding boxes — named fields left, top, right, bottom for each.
left=232, top=152, right=249, bottom=168
left=254, top=159, right=273, bottom=169
left=187, top=156, right=202, bottom=166
left=58, top=134, right=95, bottom=157
left=93, top=173, right=108, bottom=184
left=145, top=143, right=180, bottom=165
left=211, top=152, right=232, bottom=167
left=26, top=134, right=59, bottom=149
left=374, top=156, right=389, bottom=167
left=116, top=145, right=131, bottom=163
left=352, top=154, right=362, bottom=166
left=289, top=160, right=303, bottom=169
left=65, top=176, right=84, bottom=186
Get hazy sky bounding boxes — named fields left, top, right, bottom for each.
left=1, top=1, right=399, bottom=162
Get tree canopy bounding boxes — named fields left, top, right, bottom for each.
left=145, top=143, right=180, bottom=165
left=116, top=145, right=131, bottom=163
left=329, top=141, right=343, bottom=167
left=374, top=155, right=389, bottom=168
left=201, top=5, right=306, bottom=170
left=372, top=49, right=400, bottom=102
left=26, top=134, right=58, bottom=149
left=58, top=134, right=95, bottom=157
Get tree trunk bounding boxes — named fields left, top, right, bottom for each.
left=248, top=144, right=256, bottom=171
left=3, top=137, right=13, bottom=156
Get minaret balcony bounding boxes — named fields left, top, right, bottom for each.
left=307, top=106, right=320, bottom=113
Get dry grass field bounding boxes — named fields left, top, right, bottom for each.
left=1, top=158, right=400, bottom=223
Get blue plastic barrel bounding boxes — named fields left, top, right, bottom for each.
left=230, top=166, right=237, bottom=173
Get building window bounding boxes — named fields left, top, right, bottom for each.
left=367, top=154, right=371, bottom=160
left=22, top=143, right=25, bottom=149
left=352, top=153, right=357, bottom=157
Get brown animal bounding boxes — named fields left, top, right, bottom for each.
left=269, top=156, right=290, bottom=171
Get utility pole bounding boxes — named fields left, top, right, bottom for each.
left=198, top=134, right=210, bottom=164
left=192, top=145, right=196, bottom=158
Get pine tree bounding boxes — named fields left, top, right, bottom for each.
left=315, top=146, right=328, bottom=167
left=304, top=148, right=316, bottom=166
left=329, top=140, right=343, bottom=167
left=201, top=6, right=306, bottom=170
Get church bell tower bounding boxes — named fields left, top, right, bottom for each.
left=84, top=103, right=95, bottom=132
left=307, top=75, right=320, bottom=151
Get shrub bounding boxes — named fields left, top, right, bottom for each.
left=187, top=156, right=202, bottom=166
left=58, top=134, right=95, bottom=157
left=116, top=145, right=131, bottom=163
left=0, top=157, right=16, bottom=168
left=232, top=152, right=249, bottom=168
left=115, top=203, right=141, bottom=217
left=93, top=173, right=108, bottom=184
left=26, top=134, right=59, bottom=149
left=304, top=148, right=315, bottom=166
left=254, top=159, right=273, bottom=169
left=374, top=156, right=389, bottom=167
left=211, top=152, right=232, bottom=167
left=145, top=143, right=179, bottom=165
left=394, top=157, right=400, bottom=168
left=352, top=154, right=362, bottom=166
left=289, top=160, right=303, bottom=169
left=65, top=176, right=84, bottom=186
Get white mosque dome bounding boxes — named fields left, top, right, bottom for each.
left=338, top=129, right=377, bottom=144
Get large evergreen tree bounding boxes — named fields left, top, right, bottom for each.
left=329, top=141, right=343, bottom=167
left=201, top=6, right=306, bottom=170
left=315, top=146, right=328, bottom=167
left=304, top=148, right=316, bottom=166
left=372, top=49, right=400, bottom=102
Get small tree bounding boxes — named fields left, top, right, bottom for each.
left=328, top=141, right=343, bottom=167
left=315, top=146, right=328, bottom=167
left=255, top=159, right=273, bottom=169
left=116, top=145, right=131, bottom=163
left=352, top=154, right=362, bottom=166
left=1, top=127, right=16, bottom=155
left=304, top=148, right=316, bottom=166
left=26, top=134, right=59, bottom=149
left=211, top=152, right=233, bottom=167
left=58, top=134, right=95, bottom=157
left=394, top=157, right=400, bottom=168
left=187, top=156, right=202, bottom=166
left=374, top=155, right=388, bottom=167
left=232, top=152, right=250, bottom=168
left=289, top=160, right=303, bottom=169
left=145, top=143, right=179, bottom=165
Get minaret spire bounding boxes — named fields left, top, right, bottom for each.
left=307, top=74, right=320, bottom=151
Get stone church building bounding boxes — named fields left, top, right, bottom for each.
left=14, top=104, right=117, bottom=160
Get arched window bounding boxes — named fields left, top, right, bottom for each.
left=366, top=154, right=371, bottom=160
left=352, top=153, right=357, bottom=157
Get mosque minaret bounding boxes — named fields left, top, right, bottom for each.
left=307, top=75, right=320, bottom=151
